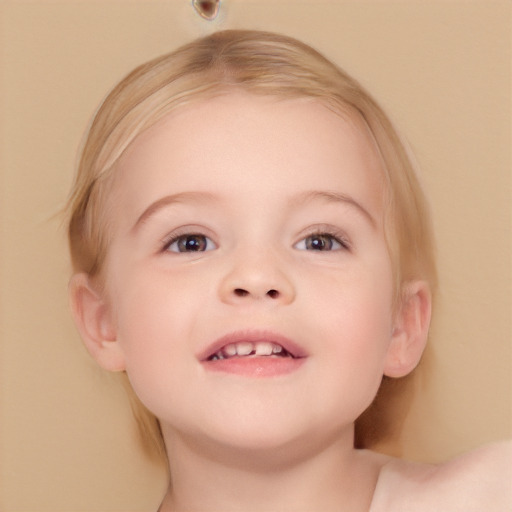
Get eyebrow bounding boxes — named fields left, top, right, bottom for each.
left=131, top=191, right=218, bottom=232
left=131, top=189, right=376, bottom=233
left=291, top=190, right=377, bottom=228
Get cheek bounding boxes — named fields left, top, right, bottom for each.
left=307, top=265, right=395, bottom=366
left=109, top=264, right=212, bottom=389
left=324, top=297, right=392, bottom=363
left=113, top=292, right=191, bottom=417
left=109, top=271, right=179, bottom=367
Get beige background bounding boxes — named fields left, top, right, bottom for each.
left=1, top=1, right=510, bottom=510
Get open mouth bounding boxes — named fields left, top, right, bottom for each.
left=207, top=341, right=295, bottom=361
left=198, top=331, right=307, bottom=376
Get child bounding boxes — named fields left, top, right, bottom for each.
left=67, top=30, right=510, bottom=511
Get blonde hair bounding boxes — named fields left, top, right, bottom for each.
left=67, top=29, right=437, bottom=460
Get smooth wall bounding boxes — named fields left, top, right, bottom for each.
left=1, top=1, right=510, bottom=510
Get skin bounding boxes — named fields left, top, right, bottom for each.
left=70, top=93, right=510, bottom=511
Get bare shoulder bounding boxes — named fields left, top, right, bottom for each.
left=371, top=440, right=512, bottom=512
left=430, top=440, right=512, bottom=510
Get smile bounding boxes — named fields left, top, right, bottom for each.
left=199, top=331, right=307, bottom=377
left=208, top=341, right=292, bottom=361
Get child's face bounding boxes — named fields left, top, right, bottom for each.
left=99, top=92, right=401, bottom=452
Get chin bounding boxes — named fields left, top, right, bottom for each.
left=168, top=412, right=352, bottom=471
left=195, top=429, right=322, bottom=470
left=207, top=415, right=307, bottom=450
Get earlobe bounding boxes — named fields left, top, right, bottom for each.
left=68, top=273, right=126, bottom=372
left=384, top=280, right=432, bottom=378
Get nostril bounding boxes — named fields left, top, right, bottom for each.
left=233, top=288, right=280, bottom=298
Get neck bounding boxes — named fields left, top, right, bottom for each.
left=158, top=427, right=386, bottom=512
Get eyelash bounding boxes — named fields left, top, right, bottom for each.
left=162, top=230, right=217, bottom=253
left=161, top=228, right=351, bottom=254
left=295, top=229, right=351, bottom=252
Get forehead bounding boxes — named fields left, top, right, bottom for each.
left=113, top=92, right=386, bottom=219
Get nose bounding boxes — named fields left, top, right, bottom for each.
left=218, top=250, right=296, bottom=305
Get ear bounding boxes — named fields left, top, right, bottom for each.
left=68, top=273, right=126, bottom=372
left=384, top=280, right=432, bottom=378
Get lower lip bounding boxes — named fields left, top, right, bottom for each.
left=202, top=356, right=305, bottom=377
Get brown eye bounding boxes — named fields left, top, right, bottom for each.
left=305, top=234, right=336, bottom=251
left=295, top=233, right=347, bottom=251
left=167, top=234, right=214, bottom=253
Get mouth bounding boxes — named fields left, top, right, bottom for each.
left=207, top=341, right=294, bottom=361
left=198, top=331, right=307, bottom=377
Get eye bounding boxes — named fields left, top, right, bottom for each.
left=295, top=232, right=349, bottom=251
left=165, top=233, right=216, bottom=253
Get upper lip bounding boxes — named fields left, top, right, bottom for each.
left=197, top=330, right=308, bottom=361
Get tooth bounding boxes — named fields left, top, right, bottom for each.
left=216, top=351, right=225, bottom=360
left=272, top=344, right=283, bottom=354
left=236, top=342, right=254, bottom=356
left=254, top=342, right=273, bottom=356
left=224, top=344, right=237, bottom=357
